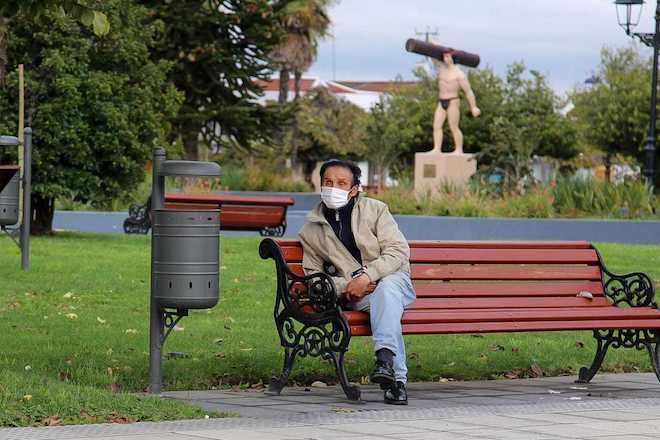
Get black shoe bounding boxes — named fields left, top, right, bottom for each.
left=384, top=381, right=408, bottom=405
left=369, top=360, right=395, bottom=386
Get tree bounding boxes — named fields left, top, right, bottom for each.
left=270, top=0, right=332, bottom=103
left=145, top=0, right=287, bottom=160
left=0, top=1, right=109, bottom=86
left=0, top=0, right=180, bottom=234
left=284, top=88, right=367, bottom=182
left=475, top=63, right=577, bottom=187
left=570, top=47, right=653, bottom=183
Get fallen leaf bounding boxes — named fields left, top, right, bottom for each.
left=504, top=371, right=519, bottom=379
left=490, top=344, right=505, bottom=351
left=24, top=365, right=32, bottom=371
left=108, top=413, right=134, bottom=424
left=360, top=376, right=370, bottom=385
left=109, top=383, right=121, bottom=393
left=43, top=416, right=61, bottom=426
left=531, top=363, right=544, bottom=378
left=59, top=371, right=72, bottom=382
left=22, top=394, right=32, bottom=401
left=576, top=290, right=593, bottom=299
left=63, top=292, right=74, bottom=299
left=214, top=352, right=226, bottom=358
left=239, top=347, right=253, bottom=352
left=575, top=341, right=585, bottom=348
left=65, top=313, right=78, bottom=320
left=124, top=329, right=138, bottom=335
left=511, top=347, right=520, bottom=353
left=311, top=381, right=327, bottom=388
left=331, top=407, right=355, bottom=413
left=97, top=317, right=107, bottom=324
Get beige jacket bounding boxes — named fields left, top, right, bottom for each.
left=299, top=193, right=410, bottom=295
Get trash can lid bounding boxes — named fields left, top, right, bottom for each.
left=159, top=160, right=222, bottom=177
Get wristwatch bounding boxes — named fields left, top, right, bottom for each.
left=351, top=266, right=367, bottom=279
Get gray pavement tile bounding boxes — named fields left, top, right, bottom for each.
left=388, top=418, right=489, bottom=431
left=322, top=421, right=430, bottom=436
left=445, top=414, right=559, bottom=429
left=175, top=429, right=308, bottom=440
left=189, top=401, right=305, bottom=418
left=582, top=437, right=658, bottom=440
left=456, top=426, right=567, bottom=439
left=508, top=413, right=619, bottom=425
left=201, top=397, right=295, bottom=407
left=447, top=388, right=525, bottom=397
left=383, top=432, right=480, bottom=440
left=564, top=409, right=660, bottom=422
left=270, top=394, right=347, bottom=404
left=442, top=396, right=531, bottom=406
left=251, top=426, right=385, bottom=440
left=63, top=435, right=212, bottom=440
left=515, top=422, right=632, bottom=438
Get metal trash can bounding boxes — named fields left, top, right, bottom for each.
left=152, top=209, right=220, bottom=309
left=0, top=168, right=19, bottom=226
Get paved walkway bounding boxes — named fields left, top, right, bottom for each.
left=3, top=373, right=660, bottom=439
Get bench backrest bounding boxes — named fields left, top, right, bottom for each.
left=274, top=240, right=607, bottom=310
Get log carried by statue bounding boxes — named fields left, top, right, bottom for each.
left=405, top=38, right=480, bottom=68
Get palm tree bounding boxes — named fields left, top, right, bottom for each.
left=271, top=0, right=332, bottom=103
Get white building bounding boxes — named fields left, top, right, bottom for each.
left=255, top=77, right=413, bottom=110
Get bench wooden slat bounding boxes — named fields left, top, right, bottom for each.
left=286, top=263, right=603, bottom=282
left=408, top=296, right=611, bottom=309
left=220, top=206, right=285, bottom=229
left=414, top=282, right=604, bottom=297
left=276, top=240, right=593, bottom=249
left=278, top=246, right=600, bottom=265
left=166, top=192, right=295, bottom=207
left=409, top=248, right=599, bottom=264
left=411, top=265, right=602, bottom=280
left=350, top=319, right=660, bottom=335
left=343, top=307, right=660, bottom=325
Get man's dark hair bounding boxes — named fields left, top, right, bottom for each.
left=320, top=159, right=361, bottom=187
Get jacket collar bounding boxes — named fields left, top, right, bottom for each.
left=307, top=192, right=364, bottom=224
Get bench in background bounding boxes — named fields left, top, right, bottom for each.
left=123, top=193, right=295, bottom=237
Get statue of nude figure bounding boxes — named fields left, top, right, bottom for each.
left=433, top=52, right=481, bottom=154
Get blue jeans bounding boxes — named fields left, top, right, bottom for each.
left=348, top=271, right=416, bottom=383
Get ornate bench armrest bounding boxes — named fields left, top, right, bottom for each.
left=602, top=268, right=656, bottom=308
left=260, top=238, right=339, bottom=322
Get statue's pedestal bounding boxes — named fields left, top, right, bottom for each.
left=414, top=151, right=476, bottom=194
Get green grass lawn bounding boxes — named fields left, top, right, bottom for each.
left=1, top=233, right=659, bottom=427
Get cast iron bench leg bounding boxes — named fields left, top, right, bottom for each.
left=576, top=330, right=612, bottom=383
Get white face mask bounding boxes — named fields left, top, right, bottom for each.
left=321, top=186, right=352, bottom=210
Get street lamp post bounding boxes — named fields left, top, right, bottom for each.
left=615, top=0, right=659, bottom=187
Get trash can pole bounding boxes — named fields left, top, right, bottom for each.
left=20, top=127, right=31, bottom=271
left=149, top=147, right=166, bottom=394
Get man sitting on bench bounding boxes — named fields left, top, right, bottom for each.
left=299, top=159, right=415, bottom=405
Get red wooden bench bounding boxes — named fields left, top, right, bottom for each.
left=259, top=238, right=659, bottom=401
left=123, top=193, right=295, bottom=236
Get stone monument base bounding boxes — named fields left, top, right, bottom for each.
left=414, top=151, right=477, bottom=194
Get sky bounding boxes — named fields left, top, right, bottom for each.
left=306, top=0, right=657, bottom=95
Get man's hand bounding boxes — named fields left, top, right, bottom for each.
left=471, top=106, right=481, bottom=118
left=344, top=273, right=372, bottom=302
